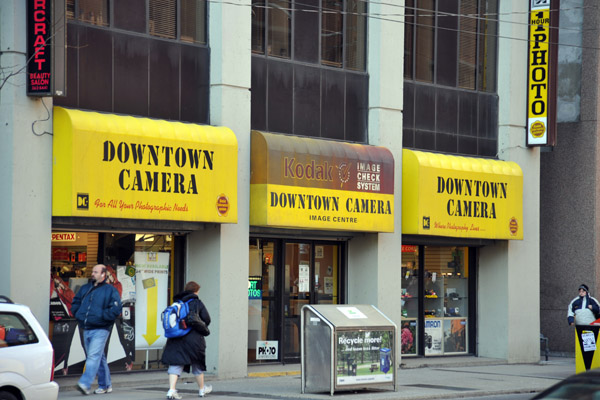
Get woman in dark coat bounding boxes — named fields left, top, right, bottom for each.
left=162, top=281, right=212, bottom=399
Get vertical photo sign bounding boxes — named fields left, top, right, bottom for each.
left=526, top=0, right=551, bottom=146
left=27, top=0, right=52, bottom=96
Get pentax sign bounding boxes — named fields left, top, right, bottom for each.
left=27, top=0, right=52, bottom=96
left=526, top=0, right=557, bottom=147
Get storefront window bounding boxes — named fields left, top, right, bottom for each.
left=50, top=231, right=176, bottom=375
left=401, top=245, right=470, bottom=356
left=401, top=246, right=419, bottom=356
left=424, top=246, right=469, bottom=355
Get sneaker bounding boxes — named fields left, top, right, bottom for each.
left=166, top=389, right=183, bottom=399
left=77, top=382, right=92, bottom=395
left=94, top=387, right=113, bottom=394
left=199, top=384, right=212, bottom=397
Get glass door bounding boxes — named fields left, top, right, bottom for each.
left=283, top=243, right=311, bottom=361
left=248, top=238, right=344, bottom=364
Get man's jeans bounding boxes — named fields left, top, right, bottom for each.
left=78, top=328, right=111, bottom=390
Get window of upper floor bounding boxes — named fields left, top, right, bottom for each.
left=403, top=0, right=498, bottom=93
left=252, top=0, right=367, bottom=71
left=66, top=0, right=207, bottom=45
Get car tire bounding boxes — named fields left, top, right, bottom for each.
left=0, top=391, right=18, bottom=400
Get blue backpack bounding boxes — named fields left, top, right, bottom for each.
left=161, top=299, right=193, bottom=338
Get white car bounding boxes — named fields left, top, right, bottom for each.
left=0, top=296, right=59, bottom=400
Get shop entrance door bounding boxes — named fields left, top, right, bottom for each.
left=282, top=242, right=341, bottom=362
left=248, top=239, right=343, bottom=364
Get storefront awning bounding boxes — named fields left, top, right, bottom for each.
left=53, top=107, right=238, bottom=223
left=402, top=149, right=523, bottom=240
left=250, top=131, right=395, bottom=232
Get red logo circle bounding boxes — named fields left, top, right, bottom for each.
left=509, top=217, right=519, bottom=235
left=216, top=194, right=230, bottom=216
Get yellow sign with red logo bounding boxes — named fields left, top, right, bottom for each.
left=52, top=107, right=238, bottom=223
left=402, top=150, right=523, bottom=240
left=250, top=131, right=395, bottom=232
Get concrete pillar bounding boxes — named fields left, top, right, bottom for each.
left=478, top=0, right=541, bottom=362
left=346, top=0, right=404, bottom=361
left=0, top=0, right=53, bottom=331
left=185, top=0, right=251, bottom=379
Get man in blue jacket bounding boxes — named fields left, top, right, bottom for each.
left=71, top=264, right=122, bottom=395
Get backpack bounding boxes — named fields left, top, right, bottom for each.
left=161, top=299, right=193, bottom=338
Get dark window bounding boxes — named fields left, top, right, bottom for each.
left=67, top=0, right=109, bottom=26
left=252, top=0, right=266, bottom=53
left=268, top=0, right=291, bottom=58
left=415, top=0, right=435, bottom=82
left=458, top=0, right=477, bottom=89
left=404, top=0, right=499, bottom=158
left=404, top=0, right=414, bottom=78
left=252, top=0, right=366, bottom=71
left=478, top=0, right=497, bottom=92
left=345, top=0, right=365, bottom=70
left=321, top=0, right=343, bottom=67
left=405, top=0, right=498, bottom=91
left=57, top=0, right=209, bottom=124
left=68, top=1, right=206, bottom=43
left=149, top=0, right=177, bottom=39
left=181, top=0, right=207, bottom=44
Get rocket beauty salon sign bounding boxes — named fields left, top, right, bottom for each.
left=27, top=0, right=52, bottom=96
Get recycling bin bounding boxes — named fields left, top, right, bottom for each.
left=301, top=304, right=397, bottom=395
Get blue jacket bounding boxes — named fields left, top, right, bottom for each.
left=71, top=281, right=122, bottom=331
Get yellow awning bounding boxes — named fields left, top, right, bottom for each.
left=53, top=107, right=238, bottom=223
left=402, top=149, right=523, bottom=240
left=251, top=131, right=395, bottom=232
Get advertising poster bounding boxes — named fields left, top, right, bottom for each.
left=299, top=262, right=310, bottom=292
left=444, top=319, right=467, bottom=353
left=50, top=266, right=134, bottom=375
left=336, top=330, right=394, bottom=386
left=134, top=251, right=170, bottom=350
left=401, top=320, right=417, bottom=355
left=424, top=319, right=443, bottom=355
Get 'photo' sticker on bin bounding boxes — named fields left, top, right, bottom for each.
left=582, top=330, right=596, bottom=352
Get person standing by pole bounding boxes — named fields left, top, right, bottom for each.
left=568, top=284, right=600, bottom=326
left=71, top=264, right=122, bottom=395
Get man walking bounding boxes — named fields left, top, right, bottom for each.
left=71, top=264, right=122, bottom=395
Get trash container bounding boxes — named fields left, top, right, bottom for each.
left=301, top=304, right=397, bottom=395
left=575, top=324, right=600, bottom=374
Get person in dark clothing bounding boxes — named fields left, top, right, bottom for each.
left=71, top=264, right=122, bottom=395
left=161, top=281, right=212, bottom=399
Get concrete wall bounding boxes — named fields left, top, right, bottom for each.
left=478, top=0, right=541, bottom=363
left=540, top=0, right=600, bottom=354
left=0, top=0, right=53, bottom=330
left=187, top=0, right=252, bottom=379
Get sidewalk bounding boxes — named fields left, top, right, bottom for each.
left=56, top=356, right=576, bottom=399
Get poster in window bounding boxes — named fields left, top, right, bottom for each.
left=315, top=246, right=324, bottom=259
left=424, top=319, right=443, bottom=355
left=401, top=320, right=417, bottom=355
left=444, top=319, right=467, bottom=353
left=299, top=262, right=310, bottom=292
